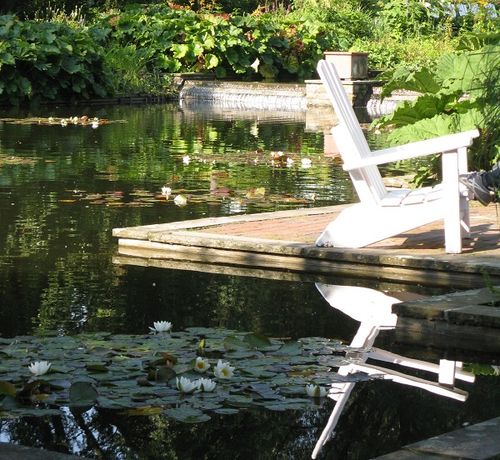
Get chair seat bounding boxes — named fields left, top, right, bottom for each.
left=380, top=184, right=469, bottom=207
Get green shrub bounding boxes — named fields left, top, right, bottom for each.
left=0, top=15, right=114, bottom=105
left=372, top=39, right=500, bottom=184
left=98, top=5, right=343, bottom=81
left=104, top=44, right=173, bottom=95
left=351, top=34, right=457, bottom=71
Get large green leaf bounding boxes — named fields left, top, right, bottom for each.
left=381, top=67, right=440, bottom=100
left=436, top=46, right=500, bottom=95
left=375, top=93, right=457, bottom=129
left=386, top=111, right=479, bottom=145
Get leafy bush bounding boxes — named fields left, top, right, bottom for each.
left=98, top=5, right=343, bottom=81
left=103, top=44, right=173, bottom=95
left=351, top=35, right=457, bottom=71
left=372, top=39, right=500, bottom=184
left=0, top=15, right=114, bottom=105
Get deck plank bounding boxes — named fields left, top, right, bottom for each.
left=113, top=203, right=499, bottom=287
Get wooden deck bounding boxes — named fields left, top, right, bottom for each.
left=112, top=202, right=499, bottom=288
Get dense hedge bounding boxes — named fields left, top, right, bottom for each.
left=0, top=15, right=113, bottom=105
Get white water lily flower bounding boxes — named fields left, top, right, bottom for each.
left=196, top=377, right=216, bottom=392
left=149, top=321, right=172, bottom=334
left=161, top=186, right=172, bottom=197
left=306, top=384, right=328, bottom=398
left=182, top=155, right=190, bottom=165
left=214, top=360, right=234, bottom=379
left=176, top=376, right=198, bottom=394
left=194, top=357, right=210, bottom=373
left=173, top=195, right=188, bottom=207
left=286, top=157, right=294, bottom=167
left=28, top=361, right=52, bottom=377
left=301, top=158, right=312, bottom=168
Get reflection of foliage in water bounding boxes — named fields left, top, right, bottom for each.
left=0, top=104, right=353, bottom=340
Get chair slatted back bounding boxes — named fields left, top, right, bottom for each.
left=317, top=60, right=387, bottom=204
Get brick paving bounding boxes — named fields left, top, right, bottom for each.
left=204, top=202, right=499, bottom=255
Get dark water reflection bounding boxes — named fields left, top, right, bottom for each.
left=0, top=104, right=498, bottom=459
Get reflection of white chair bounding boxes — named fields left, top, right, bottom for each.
left=315, top=59, right=480, bottom=253
left=312, top=283, right=475, bottom=459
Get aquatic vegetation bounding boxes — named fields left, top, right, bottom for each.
left=176, top=376, right=198, bottom=393
left=0, top=116, right=122, bottom=127
left=28, top=361, right=52, bottom=377
left=194, top=357, right=211, bottom=373
left=0, top=328, right=360, bottom=422
left=149, top=321, right=173, bottom=334
left=173, top=195, right=188, bottom=207
left=197, top=378, right=216, bottom=392
left=306, top=383, right=328, bottom=398
left=214, top=360, right=235, bottom=379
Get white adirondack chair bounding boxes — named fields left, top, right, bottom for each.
left=315, top=59, right=480, bottom=253
left=311, top=283, right=475, bottom=459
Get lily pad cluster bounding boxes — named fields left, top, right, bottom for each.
left=0, top=116, right=124, bottom=128
left=0, top=327, right=369, bottom=423
left=58, top=185, right=316, bottom=210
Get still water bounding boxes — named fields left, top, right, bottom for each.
left=0, top=103, right=498, bottom=459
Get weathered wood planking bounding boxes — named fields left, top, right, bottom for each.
left=113, top=204, right=499, bottom=288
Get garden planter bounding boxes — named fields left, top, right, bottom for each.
left=324, top=52, right=368, bottom=80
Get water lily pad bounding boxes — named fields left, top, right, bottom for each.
left=166, top=406, right=211, bottom=423
left=263, top=398, right=311, bottom=411
left=243, top=333, right=272, bottom=350
left=213, top=408, right=239, bottom=415
left=147, top=366, right=176, bottom=382
left=69, top=381, right=98, bottom=406
left=126, top=406, right=163, bottom=416
left=274, top=341, right=303, bottom=356
left=225, top=395, right=254, bottom=407
left=0, top=395, right=20, bottom=410
left=223, top=336, right=248, bottom=351
left=86, top=363, right=109, bottom=373
left=0, top=381, right=17, bottom=397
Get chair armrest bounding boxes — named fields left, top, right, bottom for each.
left=342, top=129, right=480, bottom=171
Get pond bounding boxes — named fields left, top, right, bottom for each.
left=0, top=102, right=498, bottom=459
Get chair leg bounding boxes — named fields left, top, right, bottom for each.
left=461, top=196, right=471, bottom=239
left=442, top=152, right=463, bottom=253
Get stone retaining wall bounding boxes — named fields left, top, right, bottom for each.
left=179, top=78, right=419, bottom=118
